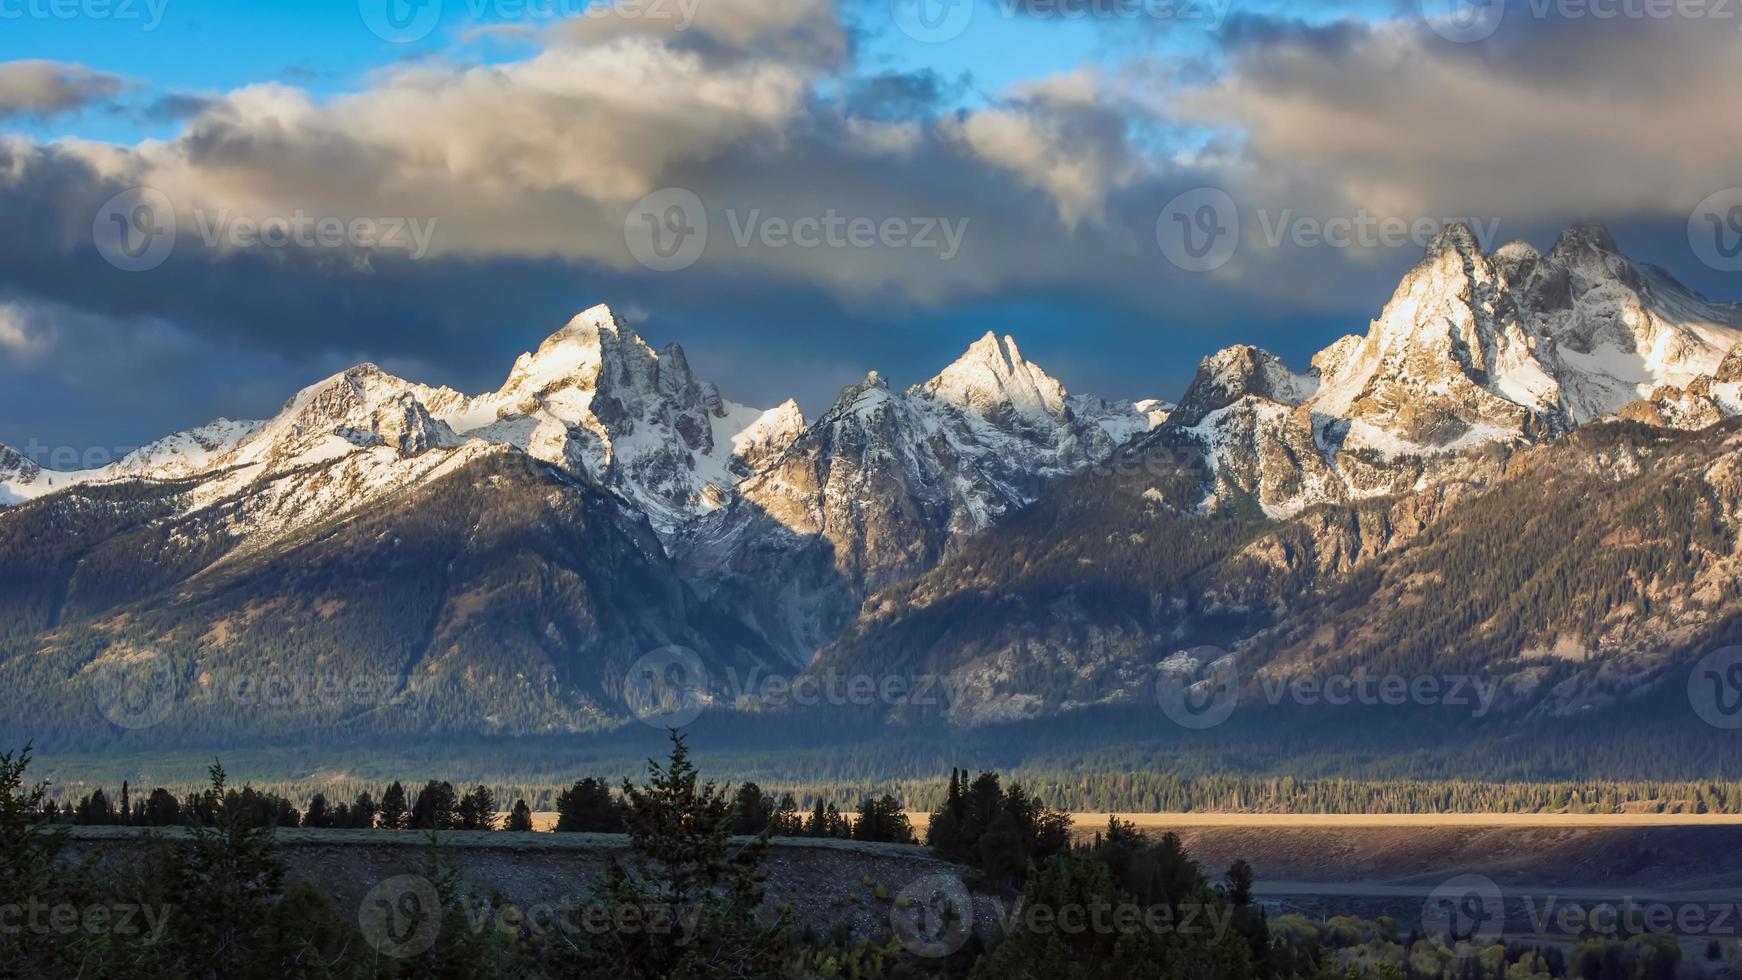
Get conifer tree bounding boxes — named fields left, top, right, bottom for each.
left=378, top=780, right=409, bottom=830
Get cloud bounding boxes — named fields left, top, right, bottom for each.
left=2, top=3, right=1741, bottom=452
left=944, top=68, right=1149, bottom=227
left=553, top=0, right=850, bottom=68
left=1177, top=14, right=1742, bottom=221
left=0, top=303, right=49, bottom=363
left=0, top=61, right=127, bottom=121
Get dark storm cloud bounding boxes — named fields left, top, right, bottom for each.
left=2, top=2, right=1739, bottom=453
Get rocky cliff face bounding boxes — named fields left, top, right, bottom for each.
left=4, top=223, right=1739, bottom=737
left=673, top=335, right=1162, bottom=663
left=811, top=225, right=1742, bottom=726
left=1165, top=224, right=1742, bottom=519
left=0, top=309, right=1162, bottom=735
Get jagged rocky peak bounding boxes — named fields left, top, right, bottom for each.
left=920, top=331, right=1069, bottom=425
left=372, top=393, right=460, bottom=456
left=1172, top=345, right=1315, bottom=426
left=0, top=444, right=41, bottom=483
left=108, top=418, right=265, bottom=480
left=498, top=303, right=653, bottom=400
left=1550, top=221, right=1621, bottom=257
left=216, top=361, right=468, bottom=476
left=1491, top=239, right=1542, bottom=283
left=1717, top=346, right=1742, bottom=383
left=833, top=370, right=893, bottom=413
left=1426, top=220, right=1485, bottom=259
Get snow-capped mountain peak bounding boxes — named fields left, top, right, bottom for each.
left=920, top=331, right=1069, bottom=426
left=0, top=444, right=44, bottom=506
left=224, top=362, right=464, bottom=474
left=1173, top=345, right=1318, bottom=427
left=108, top=418, right=265, bottom=480
left=493, top=303, right=639, bottom=405
left=1168, top=222, right=1742, bottom=519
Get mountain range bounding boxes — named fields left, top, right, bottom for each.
left=4, top=222, right=1741, bottom=744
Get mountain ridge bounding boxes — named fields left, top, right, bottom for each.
left=5, top=222, right=1742, bottom=739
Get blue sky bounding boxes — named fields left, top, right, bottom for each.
left=0, top=0, right=1739, bottom=452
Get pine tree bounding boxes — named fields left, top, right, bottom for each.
left=823, top=802, right=847, bottom=838
left=772, top=792, right=801, bottom=836
left=457, top=785, right=496, bottom=830
left=410, top=780, right=460, bottom=830
left=927, top=768, right=964, bottom=853
left=554, top=777, right=623, bottom=832
left=507, top=799, right=534, bottom=832
left=350, top=790, right=378, bottom=829
left=378, top=780, right=409, bottom=830
left=302, top=792, right=332, bottom=829
left=731, top=781, right=773, bottom=835
left=144, top=788, right=180, bottom=827
left=556, top=730, right=790, bottom=978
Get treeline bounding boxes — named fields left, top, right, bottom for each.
left=40, top=778, right=518, bottom=832
left=2, top=736, right=1650, bottom=978
left=549, top=773, right=916, bottom=843
left=43, top=772, right=919, bottom=843
left=906, top=772, right=1742, bottom=815
left=0, top=733, right=1263, bottom=979
left=52, top=766, right=1742, bottom=837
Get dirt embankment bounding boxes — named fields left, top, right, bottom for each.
left=68, top=829, right=981, bottom=944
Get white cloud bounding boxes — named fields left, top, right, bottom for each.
left=0, top=61, right=126, bottom=120
left=945, top=70, right=1148, bottom=228
left=1174, top=17, right=1742, bottom=222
